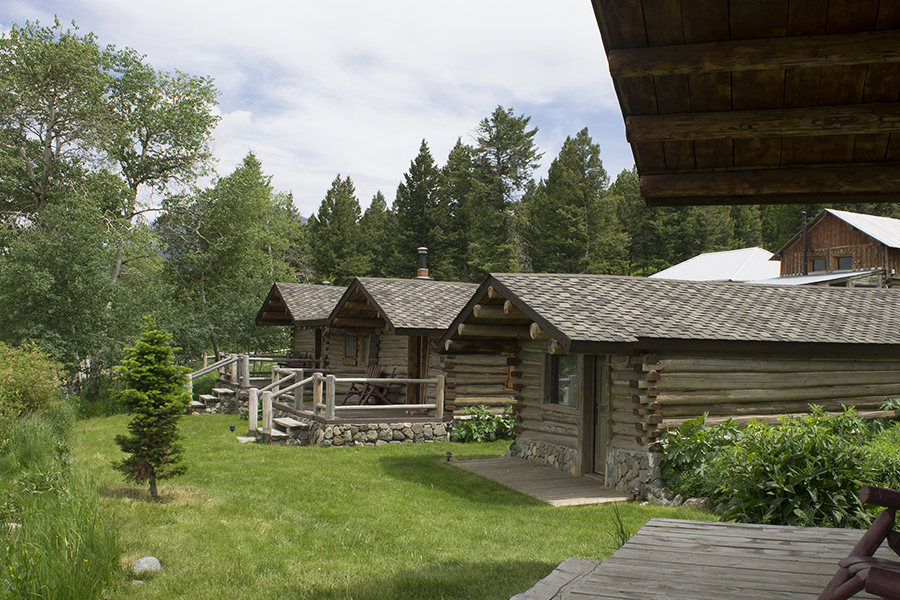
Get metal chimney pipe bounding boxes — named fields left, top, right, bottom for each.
left=801, top=212, right=808, bottom=276
left=416, top=247, right=429, bottom=279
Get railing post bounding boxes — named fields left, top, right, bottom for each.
left=294, top=369, right=304, bottom=410
left=313, top=373, right=323, bottom=418
left=202, top=353, right=208, bottom=369
left=435, top=374, right=445, bottom=420
left=272, top=363, right=280, bottom=394
left=240, top=354, right=250, bottom=389
left=248, top=388, right=259, bottom=436
left=262, top=391, right=273, bottom=441
left=326, top=374, right=336, bottom=420
left=230, top=356, right=238, bottom=384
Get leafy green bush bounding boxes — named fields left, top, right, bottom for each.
left=0, top=343, right=64, bottom=417
left=717, top=407, right=874, bottom=528
left=450, top=405, right=515, bottom=443
left=866, top=422, right=900, bottom=491
left=660, top=414, right=738, bottom=500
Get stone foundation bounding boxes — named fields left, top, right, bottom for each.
left=511, top=438, right=579, bottom=475
left=605, top=448, right=661, bottom=498
left=310, top=422, right=448, bottom=447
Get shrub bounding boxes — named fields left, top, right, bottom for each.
left=866, top=422, right=900, bottom=491
left=0, top=343, right=64, bottom=417
left=660, top=413, right=738, bottom=500
left=450, top=405, right=515, bottom=443
left=716, top=407, right=874, bottom=528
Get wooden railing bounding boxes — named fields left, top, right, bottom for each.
left=247, top=372, right=446, bottom=437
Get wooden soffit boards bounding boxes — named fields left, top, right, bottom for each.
left=590, top=0, right=900, bottom=206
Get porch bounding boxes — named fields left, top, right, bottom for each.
left=514, top=518, right=893, bottom=600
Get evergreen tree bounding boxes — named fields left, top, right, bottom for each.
left=524, top=128, right=628, bottom=273
left=392, top=140, right=454, bottom=279
left=307, top=175, right=368, bottom=285
left=359, top=191, right=395, bottom=277
left=441, top=139, right=485, bottom=282
left=114, top=317, right=190, bottom=501
left=466, top=106, right=542, bottom=280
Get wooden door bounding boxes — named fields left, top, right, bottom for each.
left=407, top=336, right=430, bottom=404
left=593, top=356, right=610, bottom=477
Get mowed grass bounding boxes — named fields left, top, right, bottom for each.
left=73, top=415, right=715, bottom=600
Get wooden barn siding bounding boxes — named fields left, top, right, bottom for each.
left=779, top=216, right=900, bottom=276
left=632, top=351, right=900, bottom=438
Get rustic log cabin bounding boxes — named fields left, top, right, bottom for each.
left=590, top=0, right=900, bottom=207
left=771, top=209, right=900, bottom=287
left=255, top=282, right=347, bottom=369
left=325, top=277, right=515, bottom=411
left=438, top=273, right=900, bottom=495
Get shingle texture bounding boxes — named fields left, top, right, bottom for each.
left=489, top=273, right=900, bottom=348
left=355, top=278, right=477, bottom=333
left=276, top=283, right=346, bottom=325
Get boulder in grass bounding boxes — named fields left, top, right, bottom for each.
left=131, top=556, right=161, bottom=575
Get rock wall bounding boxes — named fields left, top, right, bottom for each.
left=511, top=438, right=579, bottom=475
left=605, top=449, right=662, bottom=498
left=311, top=422, right=448, bottom=447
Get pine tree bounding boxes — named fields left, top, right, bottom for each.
left=307, top=175, right=368, bottom=285
left=114, top=317, right=190, bottom=501
left=524, top=128, right=628, bottom=273
left=359, top=191, right=394, bottom=277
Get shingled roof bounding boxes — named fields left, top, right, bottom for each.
left=255, top=283, right=347, bottom=327
left=442, top=273, right=900, bottom=355
left=331, top=278, right=478, bottom=336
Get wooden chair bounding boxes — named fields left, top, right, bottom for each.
left=341, top=364, right=383, bottom=405
left=817, top=485, right=900, bottom=600
left=357, top=367, right=398, bottom=405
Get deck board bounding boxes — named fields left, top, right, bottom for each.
left=451, top=457, right=630, bottom=506
left=514, top=518, right=893, bottom=600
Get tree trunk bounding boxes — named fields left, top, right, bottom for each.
left=149, top=475, right=159, bottom=501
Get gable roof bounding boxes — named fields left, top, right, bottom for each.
left=650, top=247, right=780, bottom=282
left=590, top=0, right=900, bottom=207
left=440, top=273, right=900, bottom=355
left=255, top=282, right=346, bottom=327
left=331, top=278, right=478, bottom=336
left=773, top=209, right=900, bottom=258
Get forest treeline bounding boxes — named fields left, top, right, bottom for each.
left=3, top=19, right=899, bottom=386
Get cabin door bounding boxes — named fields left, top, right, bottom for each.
left=593, top=356, right=610, bottom=477
left=407, top=336, right=430, bottom=404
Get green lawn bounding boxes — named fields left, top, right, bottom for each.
left=73, top=414, right=715, bottom=600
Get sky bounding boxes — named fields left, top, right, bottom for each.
left=1, top=0, right=634, bottom=218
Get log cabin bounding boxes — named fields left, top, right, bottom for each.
left=590, top=0, right=900, bottom=207
left=438, top=273, right=900, bottom=494
left=771, top=209, right=900, bottom=286
left=324, top=277, right=516, bottom=410
left=255, top=282, right=347, bottom=369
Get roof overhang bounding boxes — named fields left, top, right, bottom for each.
left=591, top=0, right=900, bottom=207
left=255, top=284, right=294, bottom=327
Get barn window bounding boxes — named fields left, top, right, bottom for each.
left=836, top=256, right=852, bottom=271
left=811, top=258, right=826, bottom=272
left=549, top=355, right=578, bottom=407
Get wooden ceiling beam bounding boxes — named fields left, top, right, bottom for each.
left=331, top=317, right=384, bottom=329
left=608, top=30, right=900, bottom=78
left=457, top=323, right=531, bottom=339
left=640, top=165, right=900, bottom=200
left=626, top=103, right=900, bottom=142
left=644, top=193, right=900, bottom=207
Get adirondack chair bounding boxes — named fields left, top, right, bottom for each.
left=341, top=364, right=383, bottom=405
left=817, top=485, right=900, bottom=600
left=357, top=367, right=398, bottom=405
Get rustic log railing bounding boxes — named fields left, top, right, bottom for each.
left=246, top=372, right=446, bottom=438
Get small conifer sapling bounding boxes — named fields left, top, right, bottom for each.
left=115, top=317, right=191, bottom=500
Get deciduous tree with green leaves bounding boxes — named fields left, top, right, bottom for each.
left=114, top=317, right=190, bottom=501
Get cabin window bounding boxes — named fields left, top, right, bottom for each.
left=549, top=355, right=578, bottom=407
left=811, top=258, right=826, bottom=272
left=343, top=335, right=370, bottom=365
left=836, top=256, right=852, bottom=271
left=344, top=336, right=356, bottom=359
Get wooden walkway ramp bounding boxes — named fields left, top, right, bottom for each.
left=452, top=457, right=630, bottom=506
left=513, top=518, right=892, bottom=600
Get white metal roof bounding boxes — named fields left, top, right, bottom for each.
left=825, top=209, right=900, bottom=249
left=649, top=247, right=780, bottom=282
left=748, top=269, right=884, bottom=286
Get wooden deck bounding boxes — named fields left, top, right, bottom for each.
left=451, top=457, right=631, bottom=506
left=513, top=518, right=892, bottom=600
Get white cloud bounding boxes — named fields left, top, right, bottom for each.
left=1, top=0, right=632, bottom=217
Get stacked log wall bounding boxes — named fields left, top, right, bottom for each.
left=291, top=327, right=317, bottom=357
left=440, top=350, right=516, bottom=415
left=631, top=351, right=900, bottom=442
